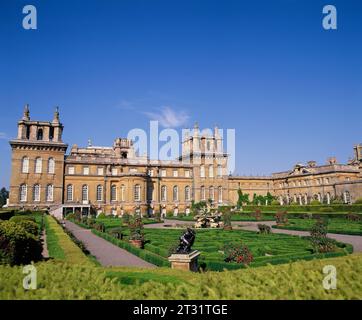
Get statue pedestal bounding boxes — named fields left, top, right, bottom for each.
left=168, top=250, right=200, bottom=272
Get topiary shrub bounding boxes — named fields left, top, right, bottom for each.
left=0, top=220, right=42, bottom=265
left=275, top=211, right=288, bottom=225
left=223, top=242, right=253, bottom=265
left=94, top=222, right=105, bottom=233
left=97, top=212, right=107, bottom=219
left=271, top=200, right=280, bottom=206
left=309, top=220, right=335, bottom=253
left=310, top=200, right=321, bottom=206
left=17, top=220, right=39, bottom=237
left=354, top=198, right=362, bottom=204
left=253, top=209, right=262, bottom=221
left=122, top=213, right=130, bottom=226
left=65, top=213, right=75, bottom=220
left=222, top=210, right=232, bottom=230
left=9, top=215, right=36, bottom=223
left=257, top=224, right=271, bottom=234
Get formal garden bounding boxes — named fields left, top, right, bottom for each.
left=0, top=208, right=361, bottom=299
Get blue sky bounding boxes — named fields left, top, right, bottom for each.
left=0, top=0, right=361, bottom=188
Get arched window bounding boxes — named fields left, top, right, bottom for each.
left=185, top=186, right=191, bottom=202
left=67, top=185, right=73, bottom=202
left=20, top=184, right=27, bottom=202
left=207, top=141, right=211, bottom=151
left=134, top=184, right=141, bottom=202
left=161, top=185, right=167, bottom=201
left=326, top=192, right=331, bottom=205
left=121, top=185, right=125, bottom=201
left=82, top=185, right=88, bottom=202
left=48, top=158, right=55, bottom=174
left=209, top=165, right=214, bottom=178
left=37, top=128, right=43, bottom=140
left=218, top=186, right=223, bottom=203
left=46, top=185, right=54, bottom=202
left=209, top=186, right=214, bottom=201
left=173, top=186, right=178, bottom=202
left=22, top=157, right=29, bottom=173
left=304, top=194, right=308, bottom=205
left=35, top=157, right=42, bottom=174
left=97, top=185, right=103, bottom=202
left=200, top=186, right=205, bottom=201
left=33, top=184, right=40, bottom=202
left=111, top=185, right=117, bottom=202
left=200, top=165, right=205, bottom=178
left=343, top=191, right=351, bottom=204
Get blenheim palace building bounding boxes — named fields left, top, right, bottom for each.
left=8, top=106, right=362, bottom=216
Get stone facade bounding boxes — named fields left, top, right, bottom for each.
left=8, top=106, right=362, bottom=215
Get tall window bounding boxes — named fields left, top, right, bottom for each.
left=111, top=185, right=117, bottom=201
left=97, top=167, right=104, bottom=176
left=200, top=165, right=205, bottom=178
left=35, top=157, right=42, bottom=174
left=209, top=165, right=214, bottom=178
left=67, top=185, right=73, bottom=201
left=185, top=186, right=191, bottom=202
left=96, top=185, right=103, bottom=202
left=200, top=186, right=205, bottom=201
left=68, top=166, right=75, bottom=175
left=20, top=184, right=27, bottom=202
left=82, top=185, right=88, bottom=202
left=173, top=186, right=179, bottom=201
left=33, top=184, right=40, bottom=202
left=22, top=157, right=29, bottom=173
left=134, top=184, right=141, bottom=202
left=46, top=185, right=54, bottom=202
left=209, top=186, right=214, bottom=201
left=161, top=185, right=167, bottom=201
left=83, top=167, right=89, bottom=175
left=173, top=170, right=178, bottom=177
left=121, top=185, right=125, bottom=201
left=218, top=186, right=223, bottom=203
left=48, top=158, right=55, bottom=174
left=343, top=191, right=351, bottom=204
left=217, top=165, right=222, bottom=177
left=37, top=128, right=43, bottom=140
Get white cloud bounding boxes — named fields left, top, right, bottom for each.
left=144, top=106, right=189, bottom=128
left=0, top=132, right=7, bottom=140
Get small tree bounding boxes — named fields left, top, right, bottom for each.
left=222, top=210, right=232, bottom=230
left=309, top=220, right=335, bottom=253
left=237, top=189, right=250, bottom=208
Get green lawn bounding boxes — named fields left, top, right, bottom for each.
left=273, top=218, right=362, bottom=236
left=96, top=217, right=161, bottom=231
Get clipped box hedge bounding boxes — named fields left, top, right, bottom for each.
left=242, top=204, right=362, bottom=213
left=92, top=229, right=171, bottom=267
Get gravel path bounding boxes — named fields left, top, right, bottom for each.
left=146, top=219, right=362, bottom=253
left=64, top=221, right=155, bottom=268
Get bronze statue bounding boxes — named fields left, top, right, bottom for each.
left=176, top=228, right=196, bottom=254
